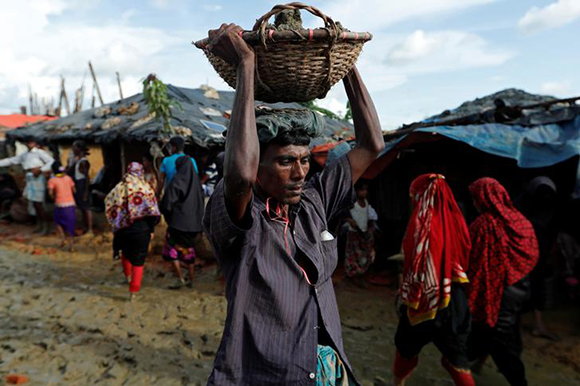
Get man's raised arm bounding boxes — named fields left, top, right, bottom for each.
left=207, top=24, right=258, bottom=224
left=343, top=66, right=385, bottom=183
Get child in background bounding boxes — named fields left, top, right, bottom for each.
left=47, top=162, right=76, bottom=251
left=344, top=181, right=378, bottom=284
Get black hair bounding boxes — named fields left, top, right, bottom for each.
left=52, top=161, right=63, bottom=174
left=169, top=136, right=185, bottom=152
left=73, top=140, right=89, bottom=155
left=143, top=152, right=154, bottom=162
left=259, top=129, right=311, bottom=159
left=355, top=180, right=369, bottom=191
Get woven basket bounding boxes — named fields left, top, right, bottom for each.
left=193, top=2, right=372, bottom=103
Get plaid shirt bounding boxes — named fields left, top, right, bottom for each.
left=203, top=156, right=358, bottom=385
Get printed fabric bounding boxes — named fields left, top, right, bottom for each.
left=105, top=162, right=160, bottom=233
left=400, top=174, right=471, bottom=326
left=468, top=177, right=539, bottom=327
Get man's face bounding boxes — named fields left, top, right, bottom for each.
left=257, top=143, right=310, bottom=205
left=26, top=141, right=36, bottom=150
left=170, top=145, right=177, bottom=155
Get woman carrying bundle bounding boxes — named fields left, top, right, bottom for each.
left=161, top=155, right=205, bottom=289
left=467, top=178, right=539, bottom=386
left=105, top=162, right=161, bottom=301
left=393, top=174, right=475, bottom=386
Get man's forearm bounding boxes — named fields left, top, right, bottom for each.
left=0, top=155, right=20, bottom=168
left=224, top=59, right=259, bottom=188
left=344, top=68, right=384, bottom=154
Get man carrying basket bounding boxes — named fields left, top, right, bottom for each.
left=203, top=22, right=384, bottom=385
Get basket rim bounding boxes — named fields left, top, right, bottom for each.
left=193, top=29, right=372, bottom=49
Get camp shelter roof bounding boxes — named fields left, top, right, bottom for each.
left=6, top=85, right=353, bottom=149
left=0, top=114, right=56, bottom=129
left=364, top=89, right=580, bottom=197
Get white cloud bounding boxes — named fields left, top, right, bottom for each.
left=518, top=0, right=580, bottom=34
left=541, top=81, right=572, bottom=96
left=385, top=30, right=514, bottom=73
left=318, top=0, right=496, bottom=31
left=0, top=0, right=226, bottom=114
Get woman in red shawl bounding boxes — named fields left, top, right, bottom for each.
left=393, top=174, right=475, bottom=386
left=467, top=177, right=538, bottom=386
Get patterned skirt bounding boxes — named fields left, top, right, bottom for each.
left=344, top=230, right=375, bottom=278
left=162, top=228, right=198, bottom=264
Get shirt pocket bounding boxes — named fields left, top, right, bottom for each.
left=318, top=237, right=338, bottom=283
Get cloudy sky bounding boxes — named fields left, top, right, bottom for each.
left=3, top=0, right=580, bottom=129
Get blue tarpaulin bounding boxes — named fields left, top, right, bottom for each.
left=381, top=115, right=580, bottom=197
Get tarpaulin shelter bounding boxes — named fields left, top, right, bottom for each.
left=6, top=84, right=353, bottom=148
left=4, top=84, right=353, bottom=184
left=365, top=88, right=580, bottom=256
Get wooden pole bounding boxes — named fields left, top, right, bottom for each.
left=88, top=61, right=104, bottom=106
left=60, top=76, right=71, bottom=115
left=116, top=72, right=124, bottom=100
left=120, top=141, right=127, bottom=172
left=34, top=93, right=39, bottom=115
left=28, top=85, right=34, bottom=115
left=74, top=85, right=84, bottom=113
left=91, top=83, right=96, bottom=108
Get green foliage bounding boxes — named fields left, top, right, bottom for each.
left=142, top=74, right=181, bottom=136
left=299, top=100, right=352, bottom=121
left=298, top=100, right=342, bottom=121
left=344, top=101, right=352, bottom=121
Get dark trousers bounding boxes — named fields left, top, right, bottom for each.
left=468, top=280, right=530, bottom=386
left=395, top=285, right=472, bottom=369
left=469, top=322, right=526, bottom=386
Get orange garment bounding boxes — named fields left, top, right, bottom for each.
left=47, top=174, right=75, bottom=207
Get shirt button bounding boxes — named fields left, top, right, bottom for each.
left=309, top=372, right=316, bottom=379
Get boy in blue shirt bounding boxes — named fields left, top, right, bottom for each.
left=158, top=137, right=198, bottom=195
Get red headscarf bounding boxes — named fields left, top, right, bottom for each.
left=468, top=178, right=539, bottom=327
left=401, top=174, right=471, bottom=325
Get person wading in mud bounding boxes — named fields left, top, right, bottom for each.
left=202, top=23, right=384, bottom=386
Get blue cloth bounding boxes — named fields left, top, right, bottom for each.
left=381, top=115, right=580, bottom=197
left=160, top=153, right=198, bottom=186
left=316, top=345, right=352, bottom=386
left=24, top=173, right=46, bottom=203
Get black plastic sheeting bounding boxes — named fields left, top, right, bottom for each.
left=419, top=88, right=580, bottom=128
left=6, top=85, right=353, bottom=149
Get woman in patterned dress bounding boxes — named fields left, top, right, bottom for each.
left=105, top=162, right=161, bottom=301
left=467, top=177, right=539, bottom=386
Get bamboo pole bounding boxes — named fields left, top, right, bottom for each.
left=120, top=141, right=127, bottom=172
left=116, top=72, right=124, bottom=100
left=28, top=85, right=33, bottom=115
left=60, top=76, right=71, bottom=115
left=88, top=61, right=104, bottom=106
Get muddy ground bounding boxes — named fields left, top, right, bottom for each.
left=0, top=222, right=579, bottom=386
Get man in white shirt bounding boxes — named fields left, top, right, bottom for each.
left=0, top=140, right=54, bottom=234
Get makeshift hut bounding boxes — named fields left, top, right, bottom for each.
left=364, top=89, right=580, bottom=256
left=5, top=84, right=353, bottom=189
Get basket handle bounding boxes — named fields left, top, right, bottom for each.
left=252, top=2, right=339, bottom=47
